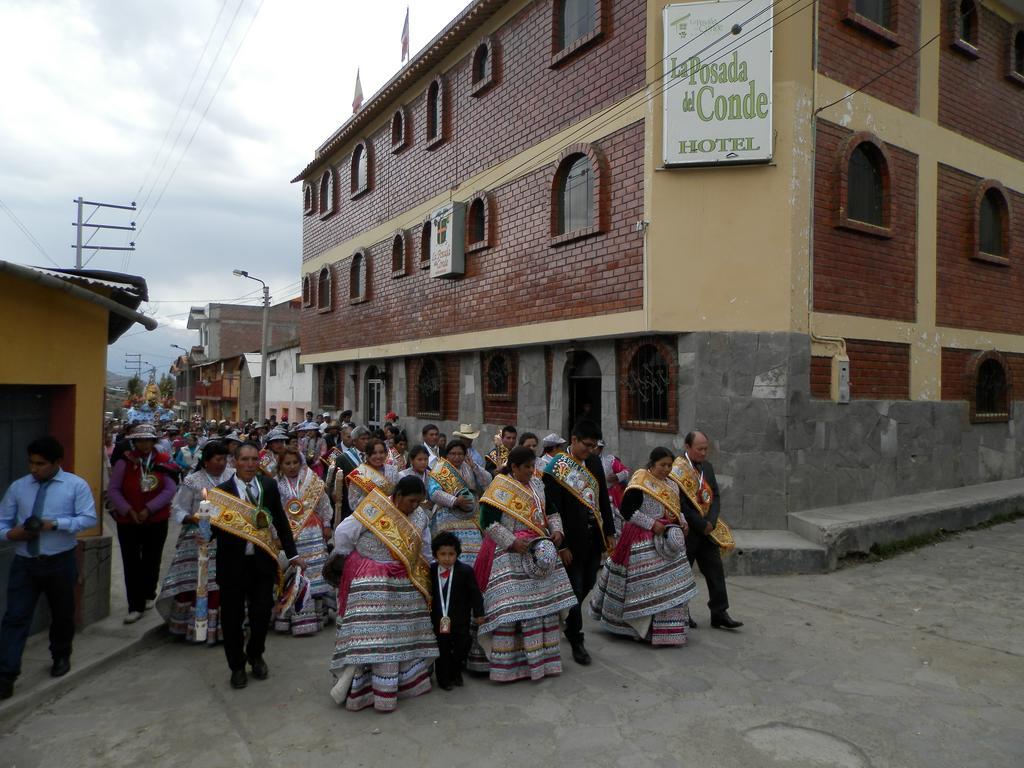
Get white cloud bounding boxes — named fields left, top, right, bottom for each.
left=0, top=0, right=467, bottom=372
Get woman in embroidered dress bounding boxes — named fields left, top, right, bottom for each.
left=259, top=428, right=288, bottom=477
left=589, top=448, right=699, bottom=646
left=328, top=476, right=438, bottom=713
left=471, top=448, right=577, bottom=682
left=274, top=448, right=334, bottom=635
left=301, top=423, right=328, bottom=479
left=428, top=440, right=491, bottom=566
left=386, top=430, right=408, bottom=472
left=156, top=441, right=232, bottom=643
left=347, top=438, right=399, bottom=513
left=400, top=446, right=433, bottom=514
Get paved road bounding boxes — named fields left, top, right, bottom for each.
left=2, top=521, right=1022, bottom=768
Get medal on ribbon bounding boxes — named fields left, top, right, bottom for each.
left=139, top=453, right=158, bottom=492
left=437, top=568, right=453, bottom=635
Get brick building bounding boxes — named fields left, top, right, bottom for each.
left=292, top=0, right=1024, bottom=530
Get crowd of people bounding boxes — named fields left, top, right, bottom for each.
left=1, top=411, right=742, bottom=709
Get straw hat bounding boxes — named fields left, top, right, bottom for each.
left=452, top=423, right=481, bottom=440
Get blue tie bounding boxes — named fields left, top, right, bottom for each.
left=27, top=480, right=50, bottom=557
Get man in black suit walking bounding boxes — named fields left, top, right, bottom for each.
left=213, top=442, right=300, bottom=689
left=679, top=431, right=742, bottom=630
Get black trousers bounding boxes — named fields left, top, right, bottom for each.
left=434, top=629, right=470, bottom=685
left=116, top=521, right=169, bottom=613
left=563, top=528, right=603, bottom=644
left=686, top=533, right=729, bottom=615
left=0, top=550, right=77, bottom=681
left=219, top=555, right=275, bottom=672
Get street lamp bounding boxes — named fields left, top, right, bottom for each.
left=171, top=343, right=191, bottom=424
left=232, top=269, right=270, bottom=421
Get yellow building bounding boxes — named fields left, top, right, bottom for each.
left=0, top=261, right=155, bottom=626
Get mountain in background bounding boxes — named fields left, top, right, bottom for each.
left=106, top=371, right=131, bottom=391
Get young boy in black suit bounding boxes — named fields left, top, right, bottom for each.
left=430, top=532, right=484, bottom=690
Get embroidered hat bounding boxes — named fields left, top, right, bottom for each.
left=453, top=424, right=481, bottom=440
left=130, top=424, right=159, bottom=441
left=522, top=537, right=559, bottom=579
left=223, top=431, right=244, bottom=444
left=264, top=427, right=289, bottom=444
left=653, top=524, right=687, bottom=560
left=273, top=565, right=311, bottom=619
left=541, top=433, right=567, bottom=449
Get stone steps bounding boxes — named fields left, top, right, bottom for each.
left=724, top=530, right=830, bottom=575
left=722, top=478, right=1024, bottom=576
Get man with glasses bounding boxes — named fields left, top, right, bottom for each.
left=542, top=420, right=615, bottom=665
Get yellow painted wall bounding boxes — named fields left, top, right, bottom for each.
left=0, top=273, right=108, bottom=536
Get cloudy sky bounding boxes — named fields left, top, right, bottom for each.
left=0, top=0, right=466, bottom=376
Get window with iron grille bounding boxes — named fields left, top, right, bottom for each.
left=976, top=358, right=1007, bottom=418
left=417, top=359, right=442, bottom=415
left=626, top=344, right=669, bottom=423
left=487, top=355, right=509, bottom=396
left=847, top=144, right=884, bottom=226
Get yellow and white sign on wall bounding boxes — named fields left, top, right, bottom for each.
left=662, top=0, right=773, bottom=166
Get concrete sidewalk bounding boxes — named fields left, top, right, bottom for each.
left=0, top=522, right=176, bottom=722
left=1, top=519, right=1021, bottom=767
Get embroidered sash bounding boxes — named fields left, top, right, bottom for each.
left=544, top=451, right=610, bottom=550
left=352, top=489, right=432, bottom=606
left=669, top=457, right=734, bottom=552
left=258, top=450, right=277, bottom=478
left=348, top=463, right=395, bottom=497
left=281, top=471, right=326, bottom=534
left=626, top=469, right=683, bottom=524
left=429, top=458, right=473, bottom=499
left=480, top=474, right=548, bottom=538
left=486, top=445, right=510, bottom=468
left=207, top=487, right=281, bottom=564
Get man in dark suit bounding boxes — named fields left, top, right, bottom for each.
left=214, top=441, right=300, bottom=689
left=429, top=532, right=483, bottom=690
left=542, top=420, right=615, bottom=666
left=679, top=430, right=742, bottom=630
left=328, top=425, right=369, bottom=521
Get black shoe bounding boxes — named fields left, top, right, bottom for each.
left=440, top=681, right=454, bottom=691
left=50, top=657, right=71, bottom=678
left=250, top=658, right=269, bottom=680
left=688, top=617, right=698, bottom=629
left=453, top=669, right=464, bottom=687
left=0, top=678, right=12, bottom=700
left=230, top=669, right=248, bottom=689
left=710, top=612, right=743, bottom=630
left=570, top=641, right=592, bottom=665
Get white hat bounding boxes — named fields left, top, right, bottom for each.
left=541, top=433, right=567, bottom=449
left=452, top=423, right=480, bottom=440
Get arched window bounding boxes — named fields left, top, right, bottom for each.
left=317, top=266, right=332, bottom=311
left=321, top=366, right=337, bottom=407
left=426, top=77, right=444, bottom=147
left=466, top=193, right=491, bottom=251
left=1014, top=30, right=1024, bottom=77
left=417, top=358, right=442, bottom=416
left=975, top=357, right=1008, bottom=420
left=470, top=38, right=497, bottom=94
left=420, top=219, right=432, bottom=267
left=392, top=232, right=406, bottom=275
left=351, top=141, right=369, bottom=197
left=318, top=169, right=335, bottom=217
left=558, top=155, right=593, bottom=234
left=958, top=0, right=977, bottom=47
left=979, top=186, right=1008, bottom=258
left=350, top=251, right=367, bottom=302
left=303, top=184, right=314, bottom=216
left=847, top=143, right=885, bottom=227
left=559, top=0, right=595, bottom=50
left=302, top=274, right=312, bottom=307
left=626, top=344, right=669, bottom=423
left=854, top=0, right=891, bottom=28
left=391, top=108, right=408, bottom=152
left=473, top=43, right=489, bottom=84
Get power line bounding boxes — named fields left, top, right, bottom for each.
left=815, top=31, right=940, bottom=114
left=0, top=197, right=61, bottom=267
left=134, top=0, right=266, bottom=247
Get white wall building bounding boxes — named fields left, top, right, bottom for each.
left=265, top=339, right=312, bottom=423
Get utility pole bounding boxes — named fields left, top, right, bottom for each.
left=124, top=353, right=142, bottom=378
left=72, top=197, right=137, bottom=269
left=232, top=270, right=270, bottom=421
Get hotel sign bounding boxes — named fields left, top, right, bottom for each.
left=429, top=201, right=466, bottom=278
left=663, top=0, right=773, bottom=166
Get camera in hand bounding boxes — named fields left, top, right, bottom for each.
left=23, top=516, right=43, bottom=534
